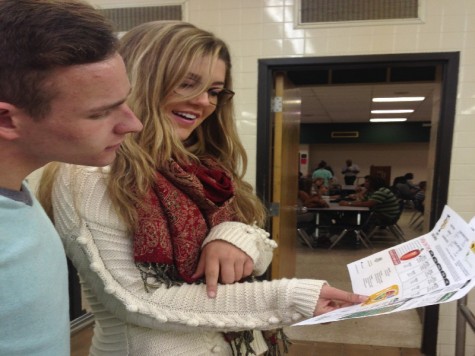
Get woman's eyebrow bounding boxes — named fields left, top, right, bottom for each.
left=185, top=73, right=225, bottom=87
left=186, top=73, right=200, bottom=81
left=210, top=80, right=225, bottom=86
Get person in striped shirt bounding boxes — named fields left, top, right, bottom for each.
left=340, top=174, right=401, bottom=227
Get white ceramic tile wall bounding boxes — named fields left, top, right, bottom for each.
left=88, top=1, right=475, bottom=354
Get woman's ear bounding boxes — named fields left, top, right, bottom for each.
left=0, top=102, right=21, bottom=140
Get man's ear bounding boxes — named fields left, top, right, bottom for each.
left=0, top=102, right=21, bottom=140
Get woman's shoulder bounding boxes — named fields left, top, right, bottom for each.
left=55, top=164, right=111, bottom=201
left=57, top=164, right=109, bottom=185
left=54, top=164, right=123, bottom=229
left=58, top=163, right=110, bottom=176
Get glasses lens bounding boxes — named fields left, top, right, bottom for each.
left=216, top=89, right=235, bottom=106
left=174, top=83, right=195, bottom=99
left=174, top=85, right=234, bottom=106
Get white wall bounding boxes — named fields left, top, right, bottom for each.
left=87, top=1, right=475, bottom=354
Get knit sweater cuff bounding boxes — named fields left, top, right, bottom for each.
left=288, top=279, right=326, bottom=319
left=202, top=221, right=277, bottom=276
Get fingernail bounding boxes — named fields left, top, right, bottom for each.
left=208, top=291, right=216, bottom=298
left=359, top=295, right=369, bottom=302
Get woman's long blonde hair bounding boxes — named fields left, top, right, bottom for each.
left=38, top=21, right=267, bottom=231
left=110, top=21, right=266, bottom=231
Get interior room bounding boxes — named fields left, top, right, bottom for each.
left=282, top=70, right=434, bottom=354
left=254, top=54, right=446, bottom=354
left=294, top=65, right=436, bottom=184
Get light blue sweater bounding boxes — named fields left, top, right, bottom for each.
left=0, top=184, right=69, bottom=355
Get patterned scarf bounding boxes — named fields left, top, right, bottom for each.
left=134, top=157, right=237, bottom=282
left=133, top=157, right=290, bottom=355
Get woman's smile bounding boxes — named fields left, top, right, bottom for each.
left=165, top=57, right=226, bottom=141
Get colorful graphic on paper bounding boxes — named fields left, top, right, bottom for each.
left=363, top=285, right=399, bottom=305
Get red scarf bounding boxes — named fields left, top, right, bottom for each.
left=133, top=158, right=292, bottom=355
left=133, top=158, right=236, bottom=283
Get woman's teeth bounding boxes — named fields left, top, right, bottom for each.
left=174, top=111, right=197, bottom=121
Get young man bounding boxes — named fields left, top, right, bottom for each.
left=0, top=1, right=142, bottom=354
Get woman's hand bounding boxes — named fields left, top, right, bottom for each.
left=314, top=284, right=368, bottom=316
left=192, top=240, right=254, bottom=298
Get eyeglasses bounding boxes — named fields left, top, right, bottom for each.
left=173, top=82, right=235, bottom=107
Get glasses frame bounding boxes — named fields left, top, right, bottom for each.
left=173, top=87, right=235, bottom=107
left=212, top=88, right=235, bottom=107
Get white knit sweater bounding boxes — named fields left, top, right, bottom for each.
left=52, top=164, right=325, bottom=355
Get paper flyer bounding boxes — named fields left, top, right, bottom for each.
left=294, top=205, right=475, bottom=326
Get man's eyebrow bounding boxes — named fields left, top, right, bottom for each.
left=87, top=88, right=132, bottom=113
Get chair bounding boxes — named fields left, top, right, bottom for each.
left=297, top=228, right=314, bottom=248
left=328, top=211, right=373, bottom=250
left=296, top=205, right=316, bottom=248
left=363, top=200, right=406, bottom=244
left=409, top=197, right=424, bottom=231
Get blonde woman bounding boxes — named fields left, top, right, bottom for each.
left=39, top=21, right=365, bottom=355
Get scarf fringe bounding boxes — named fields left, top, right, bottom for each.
left=136, top=262, right=183, bottom=292
left=263, top=329, right=292, bottom=356
left=226, top=328, right=291, bottom=356
left=135, top=265, right=292, bottom=356
left=226, top=330, right=256, bottom=356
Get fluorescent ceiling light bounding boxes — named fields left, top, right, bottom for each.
left=370, top=118, right=407, bottom=122
left=372, top=97, right=425, bottom=102
left=371, top=109, right=414, bottom=114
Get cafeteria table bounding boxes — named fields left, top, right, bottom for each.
left=308, top=202, right=370, bottom=249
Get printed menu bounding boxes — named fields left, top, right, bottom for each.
left=294, top=205, right=475, bottom=326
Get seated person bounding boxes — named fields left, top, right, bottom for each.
left=296, top=177, right=331, bottom=208
left=297, top=178, right=329, bottom=239
left=299, top=178, right=329, bottom=208
left=339, top=175, right=400, bottom=228
left=392, top=172, right=420, bottom=200
left=392, top=172, right=416, bottom=187
left=328, top=179, right=342, bottom=196
left=312, top=177, right=327, bottom=195
left=346, top=186, right=367, bottom=202
left=298, top=190, right=329, bottom=208
left=344, top=175, right=369, bottom=201
left=413, top=181, right=426, bottom=213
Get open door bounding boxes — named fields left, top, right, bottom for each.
left=257, top=53, right=459, bottom=355
left=269, top=72, right=301, bottom=279
left=370, top=165, right=392, bottom=186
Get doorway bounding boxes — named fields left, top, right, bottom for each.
left=256, top=52, right=459, bottom=355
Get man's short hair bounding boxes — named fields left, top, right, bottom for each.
left=0, top=0, right=119, bottom=118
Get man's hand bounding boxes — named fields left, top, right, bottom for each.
left=192, top=240, right=254, bottom=298
left=314, top=284, right=368, bottom=316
